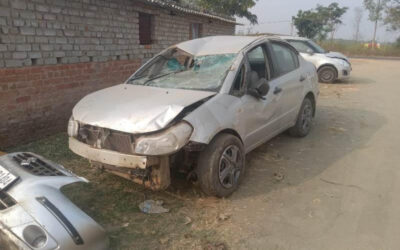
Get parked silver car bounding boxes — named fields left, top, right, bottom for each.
left=0, top=152, right=108, bottom=250
left=68, top=36, right=319, bottom=197
left=281, top=36, right=352, bottom=83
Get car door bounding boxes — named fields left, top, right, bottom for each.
left=236, top=43, right=282, bottom=152
left=267, top=41, right=304, bottom=126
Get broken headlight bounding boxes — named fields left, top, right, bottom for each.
left=67, top=116, right=79, bottom=137
left=135, top=122, right=193, bottom=155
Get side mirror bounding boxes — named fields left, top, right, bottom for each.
left=306, top=48, right=314, bottom=55
left=248, top=78, right=270, bottom=99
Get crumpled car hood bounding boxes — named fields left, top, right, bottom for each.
left=325, top=51, right=349, bottom=61
left=73, top=84, right=215, bottom=134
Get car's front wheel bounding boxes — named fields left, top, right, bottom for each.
left=318, top=66, right=337, bottom=83
left=196, top=134, right=245, bottom=197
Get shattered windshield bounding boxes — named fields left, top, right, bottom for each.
left=127, top=48, right=236, bottom=91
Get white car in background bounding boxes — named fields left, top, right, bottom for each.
left=281, top=36, right=352, bottom=83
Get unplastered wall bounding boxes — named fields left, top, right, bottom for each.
left=0, top=0, right=235, bottom=148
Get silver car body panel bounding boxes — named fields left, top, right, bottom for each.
left=72, top=84, right=215, bottom=134
left=0, top=153, right=109, bottom=250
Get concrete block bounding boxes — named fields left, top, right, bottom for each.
left=16, top=44, right=31, bottom=51
left=5, top=59, right=23, bottom=67
left=13, top=52, right=27, bottom=59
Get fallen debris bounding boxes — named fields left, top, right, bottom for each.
left=329, top=126, right=347, bottom=133
left=217, top=213, right=231, bottom=222
left=159, top=237, right=169, bottom=245
left=273, top=172, right=284, bottom=182
left=184, top=216, right=192, bottom=225
left=139, top=200, right=170, bottom=214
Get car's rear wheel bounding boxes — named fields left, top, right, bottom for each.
left=318, top=66, right=337, bottom=83
left=289, top=97, right=314, bottom=137
left=196, top=134, right=245, bottom=197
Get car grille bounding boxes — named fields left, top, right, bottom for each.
left=77, top=125, right=134, bottom=154
left=0, top=191, right=16, bottom=210
left=12, top=153, right=66, bottom=177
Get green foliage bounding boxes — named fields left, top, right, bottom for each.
left=319, top=39, right=400, bottom=57
left=316, top=3, right=348, bottom=34
left=292, top=2, right=348, bottom=40
left=385, top=0, right=400, bottom=30
left=364, top=0, right=390, bottom=22
left=192, top=0, right=258, bottom=24
left=396, top=36, right=400, bottom=47
left=292, top=10, right=324, bottom=39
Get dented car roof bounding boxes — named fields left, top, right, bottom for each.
left=175, top=36, right=262, bottom=56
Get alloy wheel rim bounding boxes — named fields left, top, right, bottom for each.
left=218, top=145, right=242, bottom=189
left=321, top=69, right=335, bottom=82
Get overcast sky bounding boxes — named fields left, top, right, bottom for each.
left=236, top=0, right=399, bottom=42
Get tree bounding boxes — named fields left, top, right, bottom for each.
left=364, top=0, right=390, bottom=46
left=385, top=0, right=400, bottom=30
left=191, top=0, right=259, bottom=24
left=316, top=3, right=349, bottom=41
left=292, top=2, right=348, bottom=40
left=353, top=7, right=364, bottom=41
left=292, top=10, right=324, bottom=39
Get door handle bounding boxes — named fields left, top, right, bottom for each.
left=300, top=75, right=306, bottom=82
left=273, top=87, right=282, bottom=95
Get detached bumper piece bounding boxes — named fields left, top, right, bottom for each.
left=0, top=152, right=109, bottom=250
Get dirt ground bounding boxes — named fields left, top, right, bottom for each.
left=8, top=58, right=400, bottom=250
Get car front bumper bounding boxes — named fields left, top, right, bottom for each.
left=0, top=152, right=109, bottom=250
left=69, top=137, right=160, bottom=169
left=336, top=63, right=352, bottom=80
left=69, top=137, right=171, bottom=190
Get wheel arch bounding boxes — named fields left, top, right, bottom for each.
left=317, top=64, right=338, bottom=77
left=212, top=128, right=244, bottom=145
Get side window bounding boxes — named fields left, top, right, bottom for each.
left=232, top=64, right=245, bottom=95
left=246, top=45, right=268, bottom=85
left=270, top=43, right=299, bottom=77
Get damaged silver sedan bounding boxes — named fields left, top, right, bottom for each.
left=69, top=35, right=319, bottom=197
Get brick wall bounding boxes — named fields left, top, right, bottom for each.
left=0, top=0, right=235, bottom=148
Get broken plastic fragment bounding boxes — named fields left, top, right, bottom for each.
left=139, top=200, right=169, bottom=214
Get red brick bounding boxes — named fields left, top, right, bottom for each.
left=0, top=59, right=141, bottom=148
left=16, top=96, right=31, bottom=103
